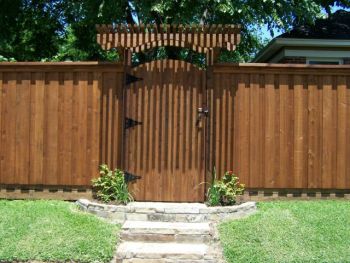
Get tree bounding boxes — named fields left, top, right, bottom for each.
left=0, top=0, right=64, bottom=61
left=0, top=0, right=349, bottom=62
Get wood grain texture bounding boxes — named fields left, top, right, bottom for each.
left=0, top=63, right=124, bottom=187
left=0, top=62, right=350, bottom=200
left=124, top=59, right=206, bottom=202
left=211, top=65, right=350, bottom=190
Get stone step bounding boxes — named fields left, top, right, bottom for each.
left=125, top=211, right=209, bottom=223
left=116, top=259, right=217, bottom=263
left=116, top=242, right=216, bottom=262
left=77, top=199, right=257, bottom=224
left=125, top=202, right=209, bottom=223
left=121, top=221, right=212, bottom=243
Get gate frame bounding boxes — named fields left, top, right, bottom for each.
left=96, top=24, right=242, bottom=201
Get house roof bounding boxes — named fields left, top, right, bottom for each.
left=253, top=10, right=350, bottom=62
left=279, top=10, right=350, bottom=40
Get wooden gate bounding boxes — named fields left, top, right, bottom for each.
left=123, top=59, right=207, bottom=202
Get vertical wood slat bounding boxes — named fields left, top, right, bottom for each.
left=307, top=75, right=322, bottom=188
left=211, top=65, right=350, bottom=191
left=30, top=72, right=45, bottom=185
left=336, top=75, right=347, bottom=187
left=0, top=62, right=350, bottom=199
left=15, top=72, right=31, bottom=184
left=322, top=75, right=337, bottom=188
left=249, top=74, right=263, bottom=187
left=293, top=75, right=308, bottom=188
left=346, top=76, right=350, bottom=188
left=0, top=63, right=124, bottom=188
left=0, top=72, right=2, bottom=183
left=2, top=73, right=16, bottom=184
left=58, top=72, right=73, bottom=185
left=124, top=60, right=205, bottom=202
left=264, top=74, right=276, bottom=188
left=44, top=72, right=59, bottom=185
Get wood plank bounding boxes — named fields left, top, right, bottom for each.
left=168, top=60, right=176, bottom=200
left=264, top=74, right=276, bottom=188
left=44, top=72, right=59, bottom=185
left=307, top=75, right=322, bottom=188
left=29, top=72, right=45, bottom=185
left=214, top=74, right=223, bottom=177
left=346, top=76, right=350, bottom=188
left=77, top=72, right=88, bottom=185
left=114, top=72, right=123, bottom=168
left=0, top=73, right=2, bottom=183
left=70, top=72, right=79, bottom=185
left=100, top=72, right=108, bottom=165
left=58, top=72, right=73, bottom=185
left=336, top=75, right=347, bottom=188
left=86, top=72, right=93, bottom=182
left=155, top=59, right=162, bottom=200
left=237, top=73, right=250, bottom=186
left=293, top=74, right=308, bottom=188
left=249, top=73, right=263, bottom=187
left=278, top=74, right=293, bottom=188
left=177, top=60, right=185, bottom=200
left=322, top=75, right=337, bottom=188
left=160, top=60, right=167, bottom=200
left=1, top=73, right=17, bottom=184
left=15, top=72, right=31, bottom=185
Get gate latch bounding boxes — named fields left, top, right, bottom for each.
left=196, top=107, right=209, bottom=126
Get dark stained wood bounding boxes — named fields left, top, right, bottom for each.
left=96, top=24, right=241, bottom=54
left=124, top=59, right=206, bottom=202
left=210, top=64, right=350, bottom=190
left=0, top=63, right=124, bottom=188
left=1, top=73, right=17, bottom=184
left=96, top=24, right=241, bottom=65
left=307, top=75, right=322, bottom=188
left=0, top=62, right=350, bottom=200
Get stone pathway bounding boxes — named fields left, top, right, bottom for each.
left=76, top=200, right=257, bottom=263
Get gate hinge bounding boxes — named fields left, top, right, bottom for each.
left=124, top=171, right=141, bottom=183
left=125, top=117, right=142, bottom=129
left=125, top=73, right=143, bottom=85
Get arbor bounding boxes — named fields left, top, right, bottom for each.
left=0, top=0, right=348, bottom=62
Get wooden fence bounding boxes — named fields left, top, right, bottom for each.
left=209, top=64, right=350, bottom=190
left=0, top=62, right=123, bottom=190
left=0, top=62, right=349, bottom=200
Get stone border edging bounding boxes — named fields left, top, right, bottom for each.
left=76, top=199, right=257, bottom=223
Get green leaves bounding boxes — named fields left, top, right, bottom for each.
left=207, top=170, right=245, bottom=206
left=92, top=164, right=133, bottom=204
left=0, top=0, right=348, bottom=62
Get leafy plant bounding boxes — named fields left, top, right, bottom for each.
left=207, top=168, right=245, bottom=206
left=92, top=164, right=133, bottom=204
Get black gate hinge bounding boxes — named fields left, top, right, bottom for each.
left=125, top=73, right=143, bottom=85
left=124, top=171, right=141, bottom=183
left=125, top=117, right=142, bottom=129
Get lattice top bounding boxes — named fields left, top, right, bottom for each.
left=96, top=24, right=241, bottom=53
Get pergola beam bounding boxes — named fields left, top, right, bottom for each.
left=96, top=24, right=241, bottom=53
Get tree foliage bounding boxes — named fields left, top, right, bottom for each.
left=0, top=0, right=348, bottom=62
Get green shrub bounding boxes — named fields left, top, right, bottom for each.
left=92, top=164, right=133, bottom=204
left=207, top=169, right=245, bottom=206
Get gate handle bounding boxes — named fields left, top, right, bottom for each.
left=196, top=107, right=209, bottom=127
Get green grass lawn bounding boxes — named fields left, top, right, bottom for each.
left=0, top=200, right=119, bottom=262
left=219, top=201, right=350, bottom=263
